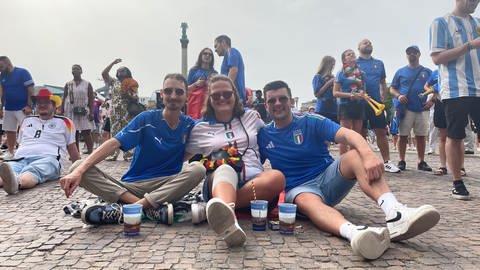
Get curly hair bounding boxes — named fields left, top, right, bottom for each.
left=202, top=74, right=244, bottom=120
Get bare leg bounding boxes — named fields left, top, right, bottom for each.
left=415, top=136, right=426, bottom=162
left=82, top=130, right=94, bottom=154
left=446, top=138, right=464, bottom=180
left=375, top=128, right=390, bottom=161
left=235, top=169, right=285, bottom=209
left=6, top=131, right=16, bottom=154
left=438, top=128, right=447, bottom=168
left=398, top=135, right=408, bottom=161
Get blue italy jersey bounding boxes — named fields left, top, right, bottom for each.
left=221, top=48, right=246, bottom=103
left=114, top=110, right=194, bottom=182
left=0, top=67, right=34, bottom=110
left=391, top=66, right=432, bottom=112
left=356, top=57, right=386, bottom=102
left=258, top=113, right=340, bottom=191
left=312, top=74, right=336, bottom=114
left=187, top=67, right=217, bottom=85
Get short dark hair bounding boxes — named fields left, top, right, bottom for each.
left=116, top=67, right=132, bottom=80
left=215, top=35, right=231, bottom=47
left=0, top=56, right=12, bottom=65
left=163, top=73, right=188, bottom=90
left=72, top=64, right=82, bottom=71
left=263, top=80, right=292, bottom=98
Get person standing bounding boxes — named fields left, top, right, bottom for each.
left=356, top=39, right=400, bottom=173
left=430, top=0, right=480, bottom=200
left=61, top=64, right=95, bottom=154
left=187, top=48, right=217, bottom=120
left=312, top=55, right=338, bottom=123
left=0, top=56, right=34, bottom=160
left=214, top=35, right=246, bottom=104
left=390, top=46, right=433, bottom=172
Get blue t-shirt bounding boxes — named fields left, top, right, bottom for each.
left=258, top=113, right=340, bottom=191
left=0, top=67, right=34, bottom=110
left=221, top=48, right=246, bottom=103
left=312, top=74, right=337, bottom=114
left=114, top=110, right=195, bottom=182
left=334, top=70, right=365, bottom=106
left=187, top=67, right=217, bottom=85
left=356, top=57, right=386, bottom=102
left=391, top=66, right=432, bottom=112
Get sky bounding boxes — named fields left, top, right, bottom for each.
left=1, top=0, right=474, bottom=104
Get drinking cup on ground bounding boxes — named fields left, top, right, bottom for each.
left=278, top=203, right=297, bottom=235
left=123, top=204, right=143, bottom=236
left=250, top=200, right=268, bottom=231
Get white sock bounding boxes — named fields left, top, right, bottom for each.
left=339, top=222, right=358, bottom=241
left=378, top=192, right=400, bottom=218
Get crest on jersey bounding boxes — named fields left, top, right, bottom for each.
left=48, top=123, right=56, bottom=129
left=374, top=64, right=378, bottom=69
left=293, top=129, right=303, bottom=145
left=225, top=131, right=235, bottom=140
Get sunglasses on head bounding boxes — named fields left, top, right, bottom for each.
left=267, top=96, right=290, bottom=105
left=163, top=87, right=185, bottom=96
left=210, top=91, right=233, bottom=101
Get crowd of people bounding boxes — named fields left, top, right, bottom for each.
left=0, top=0, right=479, bottom=260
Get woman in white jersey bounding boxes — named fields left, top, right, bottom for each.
left=186, top=75, right=285, bottom=247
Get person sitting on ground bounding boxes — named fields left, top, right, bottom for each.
left=258, top=80, right=440, bottom=260
left=60, top=73, right=206, bottom=226
left=0, top=89, right=80, bottom=194
left=185, top=75, right=285, bottom=247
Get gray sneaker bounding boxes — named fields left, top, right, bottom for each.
left=206, top=198, right=246, bottom=247
left=0, top=162, right=19, bottom=194
left=350, top=226, right=390, bottom=260
left=192, top=202, right=207, bottom=224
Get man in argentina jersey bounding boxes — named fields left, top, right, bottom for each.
left=60, top=74, right=206, bottom=226
left=0, top=89, right=80, bottom=195
left=258, top=80, right=440, bottom=260
left=430, top=0, right=480, bottom=200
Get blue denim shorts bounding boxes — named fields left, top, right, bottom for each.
left=8, top=155, right=61, bottom=184
left=285, top=157, right=356, bottom=206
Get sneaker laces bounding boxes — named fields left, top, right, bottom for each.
left=102, top=203, right=123, bottom=224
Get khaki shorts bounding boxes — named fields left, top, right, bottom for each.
left=3, top=110, right=26, bottom=131
left=399, top=110, right=429, bottom=137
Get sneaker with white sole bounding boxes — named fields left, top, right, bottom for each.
left=81, top=202, right=123, bottom=225
left=206, top=198, right=246, bottom=247
left=386, top=204, right=440, bottom=242
left=0, top=162, right=19, bottom=194
left=0, top=151, right=14, bottom=160
left=384, top=161, right=401, bottom=173
left=192, top=202, right=207, bottom=224
left=350, top=226, right=390, bottom=260
left=143, top=203, right=174, bottom=225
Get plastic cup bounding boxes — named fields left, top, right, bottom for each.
left=278, top=203, right=297, bottom=235
left=250, top=200, right=268, bottom=231
left=123, top=204, right=143, bottom=236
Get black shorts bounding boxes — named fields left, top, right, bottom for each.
left=103, top=117, right=111, bottom=132
left=433, top=99, right=446, bottom=129
left=443, top=97, right=480, bottom=139
left=338, top=102, right=365, bottom=121
left=317, top=112, right=338, bottom=124
left=362, top=102, right=387, bottom=129
left=0, top=124, right=4, bottom=135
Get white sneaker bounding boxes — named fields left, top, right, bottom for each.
left=0, top=151, right=14, bottom=160
left=0, top=162, right=19, bottom=194
left=192, top=202, right=207, bottom=224
left=386, top=204, right=440, bottom=242
left=384, top=161, right=401, bottom=173
left=351, top=226, right=390, bottom=260
left=206, top=198, right=246, bottom=247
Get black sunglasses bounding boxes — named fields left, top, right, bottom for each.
left=163, top=87, right=185, bottom=96
left=210, top=91, right=233, bottom=101
left=267, top=96, right=289, bottom=105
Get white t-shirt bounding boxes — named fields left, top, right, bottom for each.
left=15, top=115, right=76, bottom=166
left=186, top=110, right=264, bottom=183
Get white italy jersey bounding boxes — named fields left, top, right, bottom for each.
left=186, top=110, right=264, bottom=183
left=15, top=115, right=76, bottom=166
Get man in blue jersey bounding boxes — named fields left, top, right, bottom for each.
left=356, top=39, right=400, bottom=173
left=214, top=35, right=246, bottom=104
left=0, top=56, right=34, bottom=160
left=390, top=46, right=434, bottom=172
left=60, top=73, right=206, bottom=225
left=430, top=0, right=480, bottom=200
left=258, top=80, right=440, bottom=260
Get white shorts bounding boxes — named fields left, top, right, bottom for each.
left=2, top=110, right=26, bottom=131
left=399, top=110, right=429, bottom=137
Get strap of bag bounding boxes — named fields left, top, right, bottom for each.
left=406, top=65, right=424, bottom=97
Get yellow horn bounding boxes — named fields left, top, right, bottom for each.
left=419, top=86, right=434, bottom=97
left=364, top=94, right=385, bottom=116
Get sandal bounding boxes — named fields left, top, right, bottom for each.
left=434, top=167, right=447, bottom=176
left=460, top=168, right=467, bottom=177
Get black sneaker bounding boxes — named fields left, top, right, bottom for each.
left=417, top=161, right=432, bottom=171
left=143, top=203, right=173, bottom=225
left=81, top=203, right=123, bottom=225
left=452, top=182, right=471, bottom=200
left=397, top=160, right=406, bottom=171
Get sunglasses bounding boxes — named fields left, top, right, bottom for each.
left=163, top=87, right=185, bottom=96
left=267, top=96, right=290, bottom=105
left=210, top=91, right=233, bottom=101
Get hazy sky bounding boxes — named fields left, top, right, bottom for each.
left=1, top=0, right=472, bottom=103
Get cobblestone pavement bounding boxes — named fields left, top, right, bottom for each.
left=0, top=148, right=479, bottom=269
